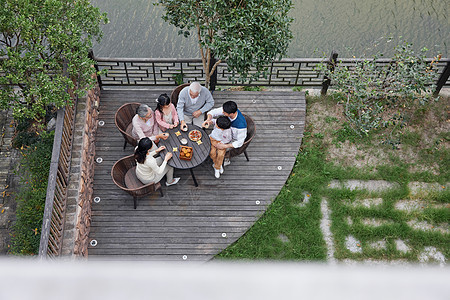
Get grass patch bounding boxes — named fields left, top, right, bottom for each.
left=216, top=93, right=449, bottom=263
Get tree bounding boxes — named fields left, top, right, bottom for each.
left=157, top=0, right=293, bottom=88
left=0, top=0, right=108, bottom=127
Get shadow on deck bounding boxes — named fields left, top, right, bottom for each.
left=88, top=88, right=306, bottom=261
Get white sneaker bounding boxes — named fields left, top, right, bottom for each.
left=214, top=169, right=220, bottom=179
left=166, top=177, right=180, bottom=186
left=220, top=165, right=224, bottom=174
left=223, top=158, right=231, bottom=166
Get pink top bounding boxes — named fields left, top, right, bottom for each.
left=154, top=103, right=179, bottom=131
left=131, top=113, right=160, bottom=140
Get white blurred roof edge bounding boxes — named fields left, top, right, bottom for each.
left=0, top=258, right=448, bottom=300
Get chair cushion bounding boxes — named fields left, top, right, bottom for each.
left=124, top=166, right=142, bottom=189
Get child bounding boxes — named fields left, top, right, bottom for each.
left=154, top=93, right=179, bottom=131
left=209, top=116, right=232, bottom=178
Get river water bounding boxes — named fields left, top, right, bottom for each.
left=90, top=0, right=449, bottom=58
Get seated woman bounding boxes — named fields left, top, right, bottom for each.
left=132, top=104, right=167, bottom=142
left=154, top=93, right=179, bottom=131
left=134, top=137, right=180, bottom=186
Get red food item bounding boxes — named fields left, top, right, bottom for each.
left=188, top=130, right=202, bottom=141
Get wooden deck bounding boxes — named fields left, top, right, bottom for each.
left=88, top=88, right=306, bottom=261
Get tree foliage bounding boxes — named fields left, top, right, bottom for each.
left=0, top=0, right=108, bottom=126
left=318, top=42, right=441, bottom=137
left=157, top=0, right=293, bottom=87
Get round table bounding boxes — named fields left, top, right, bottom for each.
left=159, top=124, right=211, bottom=187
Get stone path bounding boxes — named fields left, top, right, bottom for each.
left=318, top=180, right=449, bottom=266
left=0, top=109, right=20, bottom=255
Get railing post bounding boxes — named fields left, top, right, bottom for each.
left=434, top=59, right=450, bottom=97
left=88, top=49, right=103, bottom=90
left=321, top=51, right=338, bottom=96
left=209, top=54, right=217, bottom=92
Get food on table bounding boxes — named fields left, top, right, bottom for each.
left=196, top=140, right=202, bottom=145
left=175, top=131, right=181, bottom=136
left=179, top=146, right=193, bottom=160
left=188, top=129, right=202, bottom=141
left=172, top=147, right=178, bottom=152
left=180, top=138, right=188, bottom=145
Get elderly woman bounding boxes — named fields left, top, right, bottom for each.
left=134, top=137, right=180, bottom=186
left=132, top=104, right=167, bottom=142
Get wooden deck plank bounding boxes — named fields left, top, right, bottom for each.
left=88, top=88, right=305, bottom=261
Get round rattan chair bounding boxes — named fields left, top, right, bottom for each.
left=114, top=102, right=140, bottom=150
left=111, top=155, right=163, bottom=209
left=225, top=114, right=256, bottom=162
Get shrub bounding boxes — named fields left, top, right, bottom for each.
left=318, top=41, right=440, bottom=137
left=10, top=131, right=54, bottom=255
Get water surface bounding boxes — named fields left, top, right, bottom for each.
left=90, top=0, right=449, bottom=58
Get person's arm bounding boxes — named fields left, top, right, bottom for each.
left=215, top=127, right=247, bottom=149
left=208, top=107, right=224, bottom=119
left=132, top=115, right=146, bottom=140
left=154, top=109, right=171, bottom=130
left=231, top=127, right=247, bottom=148
left=171, top=103, right=179, bottom=126
left=199, top=89, right=215, bottom=114
left=176, top=89, right=187, bottom=121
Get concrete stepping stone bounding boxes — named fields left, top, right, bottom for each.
left=408, top=182, right=449, bottom=195
left=369, top=240, right=387, bottom=250
left=320, top=198, right=335, bottom=263
left=329, top=180, right=398, bottom=192
left=345, top=197, right=383, bottom=208
left=362, top=218, right=394, bottom=227
left=345, top=235, right=362, bottom=253
left=395, top=200, right=448, bottom=212
left=296, top=191, right=310, bottom=208
left=407, top=220, right=449, bottom=235
left=346, top=216, right=353, bottom=226
left=418, top=246, right=446, bottom=266
left=395, top=239, right=410, bottom=253
left=278, top=233, right=289, bottom=243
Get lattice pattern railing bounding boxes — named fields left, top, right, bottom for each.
left=94, top=56, right=450, bottom=88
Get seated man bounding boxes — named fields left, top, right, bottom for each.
left=177, top=82, right=214, bottom=129
left=202, top=101, right=247, bottom=166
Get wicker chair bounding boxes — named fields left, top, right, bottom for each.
left=225, top=114, right=256, bottom=162
left=170, top=83, right=190, bottom=107
left=115, top=102, right=140, bottom=150
left=111, top=155, right=163, bottom=209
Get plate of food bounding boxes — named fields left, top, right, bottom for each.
left=179, top=146, right=193, bottom=160
left=188, top=129, right=202, bottom=142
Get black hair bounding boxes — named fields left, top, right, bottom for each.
left=156, top=93, right=171, bottom=113
left=216, top=116, right=231, bottom=130
left=223, top=101, right=237, bottom=114
left=134, top=137, right=154, bottom=164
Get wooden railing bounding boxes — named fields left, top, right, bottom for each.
left=92, top=54, right=450, bottom=93
left=38, top=97, right=77, bottom=258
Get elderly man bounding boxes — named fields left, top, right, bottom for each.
left=202, top=100, right=247, bottom=166
left=177, top=82, right=215, bottom=130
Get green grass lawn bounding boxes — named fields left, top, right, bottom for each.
left=217, top=93, right=449, bottom=262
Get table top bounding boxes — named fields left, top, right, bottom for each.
left=159, top=124, right=211, bottom=170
